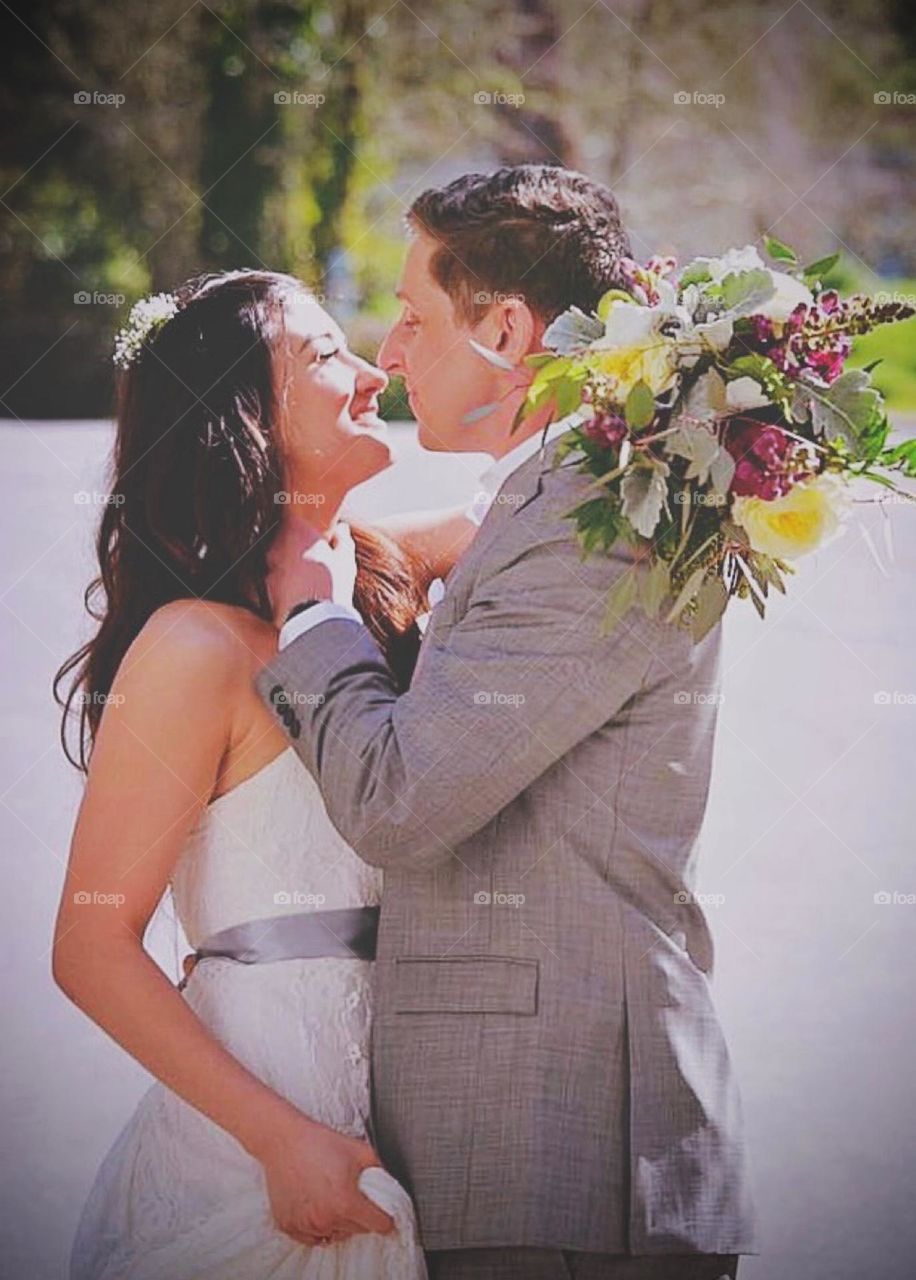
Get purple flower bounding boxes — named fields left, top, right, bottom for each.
left=726, top=421, right=794, bottom=499
left=583, top=411, right=628, bottom=449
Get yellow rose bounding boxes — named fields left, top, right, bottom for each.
left=587, top=338, right=677, bottom=401
left=732, top=477, right=848, bottom=559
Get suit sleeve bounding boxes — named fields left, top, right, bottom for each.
left=256, top=532, right=665, bottom=869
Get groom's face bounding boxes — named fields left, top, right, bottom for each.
left=378, top=234, right=503, bottom=453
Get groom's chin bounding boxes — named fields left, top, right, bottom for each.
left=415, top=418, right=452, bottom=453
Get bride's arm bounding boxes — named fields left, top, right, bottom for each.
left=52, top=602, right=391, bottom=1244
left=374, top=505, right=477, bottom=590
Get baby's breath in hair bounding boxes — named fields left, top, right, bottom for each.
left=112, top=292, right=180, bottom=370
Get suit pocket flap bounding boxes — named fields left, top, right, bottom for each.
left=393, top=955, right=539, bottom=1014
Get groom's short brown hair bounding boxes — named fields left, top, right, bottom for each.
left=408, top=164, right=633, bottom=325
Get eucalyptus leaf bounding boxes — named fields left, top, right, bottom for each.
left=625, top=379, right=656, bottom=429
left=666, top=564, right=707, bottom=623
left=639, top=559, right=671, bottom=619
left=601, top=569, right=638, bottom=636
left=691, top=575, right=729, bottom=642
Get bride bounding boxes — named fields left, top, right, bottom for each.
left=51, top=269, right=474, bottom=1279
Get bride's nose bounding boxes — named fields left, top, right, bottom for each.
left=355, top=355, right=388, bottom=397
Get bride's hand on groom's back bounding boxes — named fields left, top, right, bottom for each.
left=255, top=1112, right=395, bottom=1247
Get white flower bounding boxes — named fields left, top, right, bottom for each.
left=694, top=245, right=765, bottom=283
left=693, top=315, right=734, bottom=351
left=755, top=271, right=814, bottom=326
left=593, top=299, right=661, bottom=349
left=113, top=292, right=180, bottom=370
left=725, top=376, right=771, bottom=412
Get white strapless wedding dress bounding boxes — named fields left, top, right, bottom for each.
left=70, top=747, right=426, bottom=1280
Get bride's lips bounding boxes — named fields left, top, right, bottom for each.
left=353, top=410, right=387, bottom=431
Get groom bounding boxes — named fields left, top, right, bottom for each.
left=258, top=165, right=758, bottom=1279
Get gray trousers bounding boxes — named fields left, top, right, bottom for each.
left=426, top=1249, right=740, bottom=1280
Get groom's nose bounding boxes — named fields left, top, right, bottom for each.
left=377, top=324, right=403, bottom=377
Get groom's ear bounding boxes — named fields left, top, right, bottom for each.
left=490, top=298, right=542, bottom=365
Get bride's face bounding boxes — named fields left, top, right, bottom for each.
left=274, top=293, right=393, bottom=495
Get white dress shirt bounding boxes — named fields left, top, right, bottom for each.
left=278, top=417, right=577, bottom=650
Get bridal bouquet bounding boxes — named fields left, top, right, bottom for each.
left=516, top=241, right=916, bottom=641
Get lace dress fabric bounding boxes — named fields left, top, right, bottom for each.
left=69, top=748, right=426, bottom=1280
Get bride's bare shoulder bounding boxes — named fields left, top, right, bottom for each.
left=124, top=600, right=278, bottom=681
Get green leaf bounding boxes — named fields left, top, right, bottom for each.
left=525, top=352, right=559, bottom=370
left=536, top=356, right=573, bottom=382
left=807, top=369, right=884, bottom=456
left=554, top=376, right=587, bottom=418
left=597, top=289, right=635, bottom=321
left=802, top=251, right=840, bottom=281
left=639, top=559, right=671, bottom=619
left=765, top=236, right=798, bottom=264
left=716, top=268, right=776, bottom=317
left=691, top=575, right=729, bottom=642
left=879, top=438, right=916, bottom=477
left=601, top=569, right=638, bottom=636
left=679, top=261, right=714, bottom=288
left=543, top=306, right=604, bottom=354
left=667, top=564, right=707, bottom=624
left=624, top=379, right=656, bottom=429
left=621, top=460, right=670, bottom=538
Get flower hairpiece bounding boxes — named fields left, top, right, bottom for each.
left=112, top=292, right=181, bottom=370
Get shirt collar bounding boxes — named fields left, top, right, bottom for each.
left=467, top=415, right=576, bottom=527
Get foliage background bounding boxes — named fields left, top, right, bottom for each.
left=1, top=0, right=914, bottom=418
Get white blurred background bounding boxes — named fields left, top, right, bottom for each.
left=2, top=417, right=915, bottom=1279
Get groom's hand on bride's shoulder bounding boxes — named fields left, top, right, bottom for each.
left=256, top=1113, right=395, bottom=1247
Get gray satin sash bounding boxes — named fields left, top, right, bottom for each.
left=179, top=906, right=379, bottom=989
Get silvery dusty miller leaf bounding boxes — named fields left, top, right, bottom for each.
left=543, top=306, right=605, bottom=355
left=621, top=461, right=670, bottom=538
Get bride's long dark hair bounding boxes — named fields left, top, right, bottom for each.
left=55, top=269, right=425, bottom=772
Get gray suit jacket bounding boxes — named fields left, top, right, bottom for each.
left=256, top=437, right=759, bottom=1256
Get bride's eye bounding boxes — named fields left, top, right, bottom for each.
left=313, top=343, right=340, bottom=363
